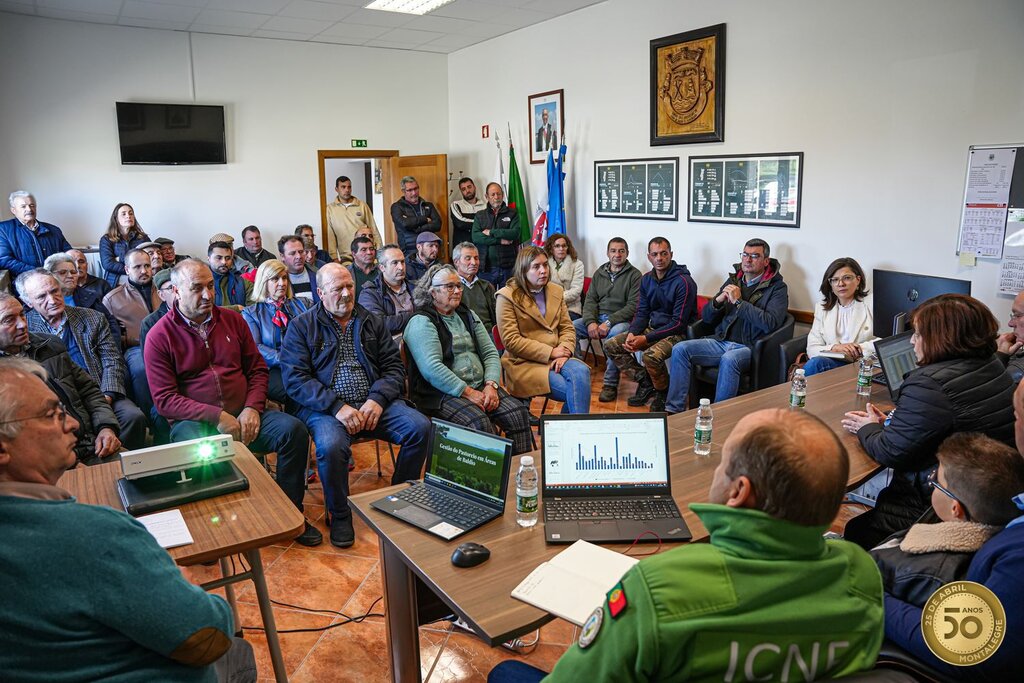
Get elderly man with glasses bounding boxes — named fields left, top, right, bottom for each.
left=43, top=252, right=121, bottom=346
left=664, top=238, right=789, bottom=413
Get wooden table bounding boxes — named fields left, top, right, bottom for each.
left=59, top=444, right=304, bottom=683
left=349, top=363, right=888, bottom=683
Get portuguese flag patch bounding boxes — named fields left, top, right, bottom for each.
left=606, top=582, right=627, bottom=618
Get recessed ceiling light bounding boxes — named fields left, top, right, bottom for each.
left=364, top=0, right=455, bottom=16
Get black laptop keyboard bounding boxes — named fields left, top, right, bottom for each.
left=396, top=485, right=494, bottom=528
left=544, top=498, right=682, bottom=522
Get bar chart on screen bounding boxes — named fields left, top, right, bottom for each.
left=543, top=417, right=669, bottom=487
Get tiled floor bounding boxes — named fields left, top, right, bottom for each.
left=180, top=358, right=863, bottom=681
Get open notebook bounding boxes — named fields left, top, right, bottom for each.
left=510, top=540, right=639, bottom=625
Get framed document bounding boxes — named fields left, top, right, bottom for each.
left=651, top=24, right=726, bottom=146
left=595, top=157, right=678, bottom=221
left=687, top=152, right=803, bottom=228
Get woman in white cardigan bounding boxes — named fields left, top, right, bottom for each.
left=544, top=233, right=585, bottom=319
left=804, top=257, right=878, bottom=376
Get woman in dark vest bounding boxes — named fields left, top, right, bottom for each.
left=404, top=264, right=532, bottom=454
left=842, top=294, right=1016, bottom=548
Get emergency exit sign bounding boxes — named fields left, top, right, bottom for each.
left=351, top=139, right=367, bottom=148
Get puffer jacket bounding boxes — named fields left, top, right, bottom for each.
left=702, top=258, right=789, bottom=346
left=99, top=233, right=149, bottom=287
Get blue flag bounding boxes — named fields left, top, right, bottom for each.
left=546, top=144, right=567, bottom=237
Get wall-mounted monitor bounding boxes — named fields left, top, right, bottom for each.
left=872, top=269, right=972, bottom=338
left=116, top=102, right=226, bottom=165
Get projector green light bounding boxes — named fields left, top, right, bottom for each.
left=197, top=442, right=215, bottom=460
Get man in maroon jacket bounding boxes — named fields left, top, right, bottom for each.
left=144, top=259, right=322, bottom=546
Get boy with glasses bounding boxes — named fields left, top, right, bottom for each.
left=664, top=238, right=789, bottom=413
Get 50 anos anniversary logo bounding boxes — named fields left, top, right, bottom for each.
left=922, top=581, right=1005, bottom=666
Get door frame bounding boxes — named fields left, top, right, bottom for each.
left=317, top=149, right=399, bottom=252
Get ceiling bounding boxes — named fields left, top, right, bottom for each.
left=0, top=0, right=606, bottom=53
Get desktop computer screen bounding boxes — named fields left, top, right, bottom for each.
left=872, top=269, right=971, bottom=338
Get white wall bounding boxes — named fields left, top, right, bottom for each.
left=323, top=159, right=369, bottom=208
left=447, top=0, right=1024, bottom=321
left=0, top=13, right=448, bottom=258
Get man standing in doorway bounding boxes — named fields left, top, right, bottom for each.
left=391, top=176, right=441, bottom=259
left=327, top=175, right=379, bottom=266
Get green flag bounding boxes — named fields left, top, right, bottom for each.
left=507, top=139, right=531, bottom=243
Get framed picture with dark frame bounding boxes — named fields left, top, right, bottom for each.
left=594, top=157, right=679, bottom=221
left=650, top=23, right=725, bottom=146
left=687, top=152, right=803, bottom=229
left=529, top=89, right=564, bottom=164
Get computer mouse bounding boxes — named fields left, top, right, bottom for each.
left=451, top=542, right=490, bottom=568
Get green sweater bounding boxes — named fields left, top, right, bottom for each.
left=0, top=489, right=234, bottom=682
left=406, top=309, right=501, bottom=396
left=581, top=260, right=642, bottom=327
left=459, top=276, right=497, bottom=331
left=545, top=504, right=884, bottom=682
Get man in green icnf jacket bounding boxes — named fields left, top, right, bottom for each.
left=489, top=409, right=884, bottom=683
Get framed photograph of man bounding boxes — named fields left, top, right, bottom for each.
left=650, top=23, right=726, bottom=146
left=529, top=89, right=564, bottom=164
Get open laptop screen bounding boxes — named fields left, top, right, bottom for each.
left=425, top=419, right=512, bottom=506
left=542, top=415, right=671, bottom=492
left=876, top=330, right=919, bottom=394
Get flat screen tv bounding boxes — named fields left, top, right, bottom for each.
left=872, top=269, right=971, bottom=338
left=116, top=102, right=226, bottom=165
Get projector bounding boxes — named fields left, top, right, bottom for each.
left=120, top=435, right=236, bottom=481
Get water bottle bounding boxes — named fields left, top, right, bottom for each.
left=694, top=398, right=713, bottom=457
left=857, top=354, right=875, bottom=396
left=789, top=369, right=807, bottom=408
left=516, top=456, right=539, bottom=528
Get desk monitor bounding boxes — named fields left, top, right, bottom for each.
left=872, top=269, right=971, bottom=338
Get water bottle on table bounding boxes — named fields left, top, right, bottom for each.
left=789, top=369, right=807, bottom=408
left=857, top=354, right=875, bottom=397
left=694, top=398, right=713, bottom=457
left=516, top=456, right=538, bottom=528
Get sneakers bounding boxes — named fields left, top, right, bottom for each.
left=649, top=390, right=666, bottom=413
left=627, top=375, right=655, bottom=407
left=295, top=521, right=323, bottom=547
left=330, top=514, right=355, bottom=548
left=598, top=384, right=618, bottom=403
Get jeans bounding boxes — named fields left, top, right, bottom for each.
left=213, top=637, right=258, bottom=683
left=267, top=366, right=286, bottom=404
left=124, top=346, right=154, bottom=418
left=487, top=661, right=547, bottom=683
left=573, top=316, right=630, bottom=387
left=802, top=355, right=849, bottom=376
left=481, top=267, right=514, bottom=288
left=547, top=358, right=591, bottom=414
left=111, top=396, right=148, bottom=449
left=665, top=338, right=751, bottom=413
left=170, top=411, right=310, bottom=513
left=296, top=400, right=430, bottom=520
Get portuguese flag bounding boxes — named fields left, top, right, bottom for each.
left=507, top=139, right=531, bottom=244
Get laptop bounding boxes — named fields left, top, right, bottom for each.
left=540, top=414, right=691, bottom=544
left=871, top=330, right=919, bottom=399
left=371, top=419, right=513, bottom=541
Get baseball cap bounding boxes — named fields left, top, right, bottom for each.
left=416, top=232, right=442, bottom=245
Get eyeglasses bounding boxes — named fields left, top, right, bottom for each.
left=0, top=402, right=67, bottom=430
left=739, top=252, right=764, bottom=260
left=1011, top=311, right=1024, bottom=320
left=159, top=284, right=175, bottom=293
left=829, top=274, right=857, bottom=286
left=927, top=469, right=971, bottom=521
left=432, top=282, right=464, bottom=292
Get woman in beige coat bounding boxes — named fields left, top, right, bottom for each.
left=496, top=246, right=591, bottom=414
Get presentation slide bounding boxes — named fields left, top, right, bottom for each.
left=543, top=418, right=668, bottom=488
left=429, top=423, right=507, bottom=501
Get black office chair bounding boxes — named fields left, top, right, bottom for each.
left=778, top=333, right=809, bottom=385
left=870, top=641, right=958, bottom=683
left=686, top=313, right=796, bottom=409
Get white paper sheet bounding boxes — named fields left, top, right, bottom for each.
left=137, top=509, right=194, bottom=549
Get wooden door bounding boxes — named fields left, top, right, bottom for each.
left=381, top=154, right=449, bottom=258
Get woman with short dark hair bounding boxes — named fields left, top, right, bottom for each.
left=405, top=264, right=532, bottom=453
left=804, top=257, right=876, bottom=376
left=841, top=294, right=1016, bottom=547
